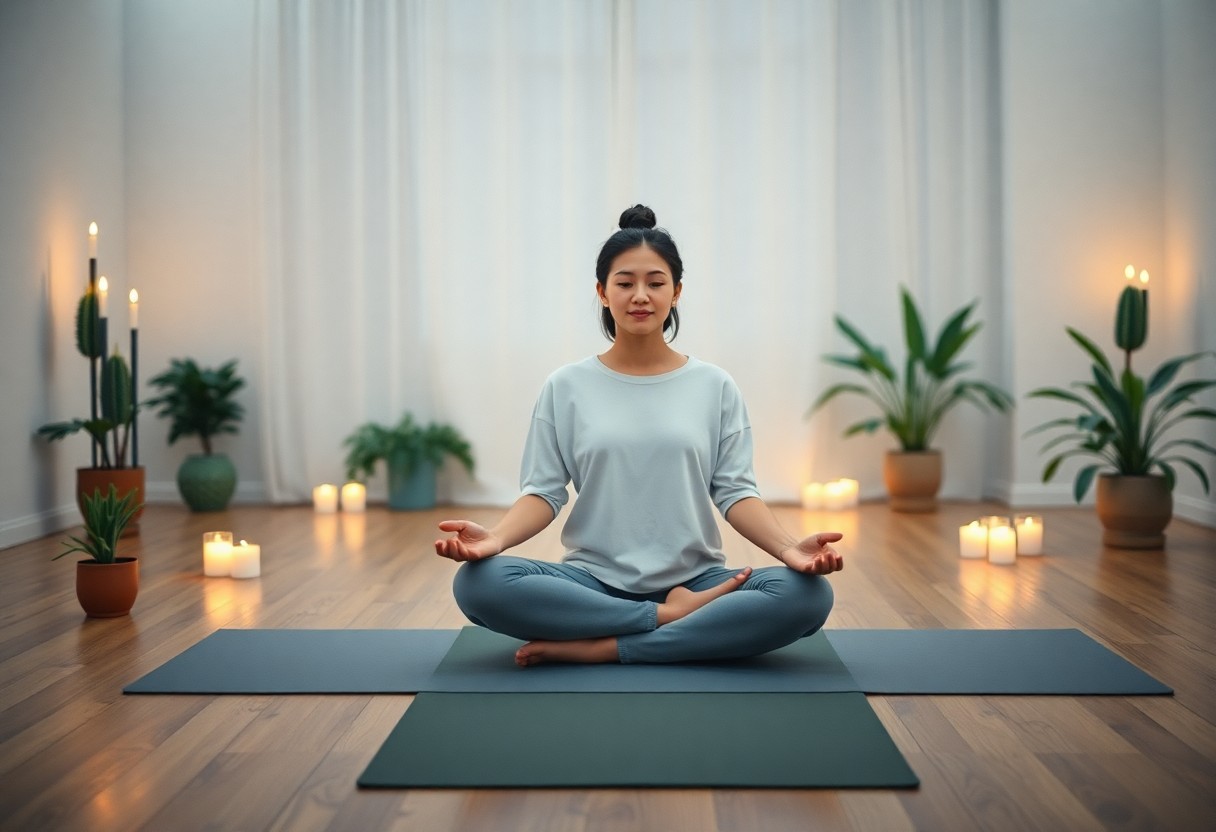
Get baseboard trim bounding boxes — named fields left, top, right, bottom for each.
left=144, top=481, right=269, bottom=504
left=0, top=503, right=81, bottom=551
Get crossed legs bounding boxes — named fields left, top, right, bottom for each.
left=451, top=556, right=834, bottom=665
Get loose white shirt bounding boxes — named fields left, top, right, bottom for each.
left=520, top=355, right=761, bottom=593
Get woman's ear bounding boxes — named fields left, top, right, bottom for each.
left=596, top=282, right=608, bottom=306
left=672, top=282, right=683, bottom=305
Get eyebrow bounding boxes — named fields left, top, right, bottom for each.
left=613, top=269, right=669, bottom=276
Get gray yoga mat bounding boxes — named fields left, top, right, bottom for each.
left=425, top=626, right=860, bottom=692
left=123, top=629, right=460, bottom=694
left=825, top=628, right=1173, bottom=695
left=357, top=691, right=919, bottom=789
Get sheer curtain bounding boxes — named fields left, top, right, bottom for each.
left=254, top=0, right=1003, bottom=506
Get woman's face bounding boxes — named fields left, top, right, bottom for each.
left=598, top=244, right=681, bottom=339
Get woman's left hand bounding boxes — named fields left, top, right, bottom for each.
left=778, top=532, right=844, bottom=575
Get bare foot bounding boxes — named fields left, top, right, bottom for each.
left=657, top=566, right=753, bottom=626
left=516, top=637, right=620, bottom=667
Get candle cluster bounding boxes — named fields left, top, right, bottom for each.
left=958, top=515, right=1043, bottom=564
left=313, top=482, right=366, bottom=513
left=202, top=531, right=261, bottom=578
left=800, top=479, right=860, bottom=510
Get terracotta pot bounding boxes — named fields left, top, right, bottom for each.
left=76, top=557, right=140, bottom=617
left=1096, top=474, right=1172, bottom=549
left=77, top=467, right=145, bottom=537
left=883, top=450, right=942, bottom=513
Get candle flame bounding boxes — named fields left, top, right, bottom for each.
left=1139, top=270, right=1149, bottom=285
left=129, top=289, right=139, bottom=303
left=1124, top=264, right=1135, bottom=280
left=98, top=276, right=109, bottom=293
left=240, top=540, right=248, bottom=546
left=89, top=222, right=98, bottom=236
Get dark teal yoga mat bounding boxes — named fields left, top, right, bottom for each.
left=825, top=628, right=1172, bottom=695
left=357, top=691, right=919, bottom=789
left=123, top=629, right=460, bottom=694
left=426, top=626, right=859, bottom=692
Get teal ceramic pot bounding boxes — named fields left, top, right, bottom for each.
left=388, top=454, right=437, bottom=510
left=177, top=453, right=238, bottom=512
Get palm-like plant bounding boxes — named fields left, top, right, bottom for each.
left=808, top=287, right=1014, bottom=450
left=144, top=358, right=245, bottom=455
left=54, top=484, right=141, bottom=563
left=1026, top=328, right=1216, bottom=501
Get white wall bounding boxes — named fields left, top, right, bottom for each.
left=122, top=0, right=265, bottom=504
left=1000, top=0, right=1215, bottom=525
left=0, top=0, right=127, bottom=549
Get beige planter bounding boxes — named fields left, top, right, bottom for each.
left=883, top=450, right=942, bottom=513
left=1096, top=474, right=1172, bottom=549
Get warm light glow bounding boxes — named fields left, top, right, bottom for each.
left=128, top=289, right=139, bottom=329
left=1124, top=264, right=1135, bottom=280
left=97, top=276, right=109, bottom=316
left=1139, top=269, right=1149, bottom=285
left=129, top=288, right=139, bottom=303
left=89, top=222, right=98, bottom=236
left=98, top=276, right=109, bottom=293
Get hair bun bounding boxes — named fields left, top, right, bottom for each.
left=618, top=204, right=657, bottom=230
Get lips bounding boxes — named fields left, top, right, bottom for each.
left=628, top=311, right=652, bottom=319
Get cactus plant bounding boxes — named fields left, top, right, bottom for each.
left=1114, top=283, right=1148, bottom=356
left=38, top=334, right=136, bottom=469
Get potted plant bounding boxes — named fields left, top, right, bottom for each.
left=55, top=483, right=143, bottom=617
left=343, top=413, right=475, bottom=510
left=1026, top=276, right=1215, bottom=548
left=144, top=358, right=246, bottom=512
left=807, top=286, right=1015, bottom=511
left=38, top=284, right=144, bottom=534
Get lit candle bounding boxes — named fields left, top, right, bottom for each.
left=801, top=482, right=824, bottom=510
left=987, top=526, right=1016, bottom=565
left=838, top=478, right=860, bottom=507
left=823, top=480, right=847, bottom=510
left=959, top=521, right=987, bottom=558
left=97, top=275, right=109, bottom=317
left=88, top=222, right=98, bottom=259
left=129, top=289, right=139, bottom=328
left=231, top=539, right=261, bottom=578
left=1125, top=264, right=1135, bottom=281
left=1015, top=515, right=1043, bottom=555
left=341, top=482, right=367, bottom=513
left=203, top=531, right=233, bottom=577
left=313, top=484, right=339, bottom=513
left=1139, top=269, right=1149, bottom=285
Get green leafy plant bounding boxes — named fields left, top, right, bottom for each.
left=54, top=483, right=141, bottom=563
left=37, top=289, right=136, bottom=468
left=1026, top=279, right=1216, bottom=501
left=343, top=413, right=475, bottom=482
left=807, top=286, right=1014, bottom=450
left=144, top=358, right=246, bottom=455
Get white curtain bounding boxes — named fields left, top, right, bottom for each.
left=255, top=0, right=1003, bottom=506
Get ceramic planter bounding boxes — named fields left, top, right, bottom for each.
left=883, top=450, right=942, bottom=513
left=77, top=467, right=145, bottom=537
left=1096, top=474, right=1172, bottom=549
left=177, top=453, right=238, bottom=511
left=388, top=455, right=437, bottom=510
left=76, top=557, right=139, bottom=617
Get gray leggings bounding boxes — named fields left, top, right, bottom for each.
left=452, top=556, right=834, bottom=664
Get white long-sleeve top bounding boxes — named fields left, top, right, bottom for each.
left=519, top=355, right=761, bottom=593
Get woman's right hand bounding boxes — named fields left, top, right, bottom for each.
left=434, top=520, right=503, bottom=562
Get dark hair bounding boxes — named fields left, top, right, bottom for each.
left=595, top=204, right=683, bottom=341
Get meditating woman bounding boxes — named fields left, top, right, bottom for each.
left=434, top=205, right=843, bottom=666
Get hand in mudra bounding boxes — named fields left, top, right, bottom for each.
left=434, top=520, right=502, bottom=562
left=779, top=532, right=844, bottom=575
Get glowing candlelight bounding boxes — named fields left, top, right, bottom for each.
left=203, top=531, right=233, bottom=577
left=801, top=482, right=824, bottom=510
left=97, top=276, right=109, bottom=317
left=1015, top=515, right=1044, bottom=555
left=231, top=540, right=262, bottom=578
left=88, top=222, right=98, bottom=259
left=128, top=289, right=139, bottom=328
left=313, top=484, right=338, bottom=513
left=987, top=526, right=1016, bottom=565
left=959, top=521, right=987, bottom=558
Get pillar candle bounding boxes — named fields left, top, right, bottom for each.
left=203, top=531, right=233, bottom=577
left=838, top=478, right=860, bottom=507
left=987, top=526, right=1017, bottom=565
left=231, top=540, right=261, bottom=578
left=959, top=521, right=987, bottom=558
left=800, top=482, right=824, bottom=510
left=341, top=482, right=367, bottom=513
left=1015, top=515, right=1044, bottom=555
left=313, top=484, right=338, bottom=513
left=823, top=480, right=847, bottom=510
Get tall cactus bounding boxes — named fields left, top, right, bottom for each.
left=101, top=348, right=133, bottom=467
left=76, top=290, right=101, bottom=359
left=1115, top=285, right=1147, bottom=353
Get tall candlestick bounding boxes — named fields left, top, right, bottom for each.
left=130, top=296, right=139, bottom=468
left=128, top=289, right=139, bottom=329
left=88, top=224, right=99, bottom=467
left=97, top=276, right=109, bottom=317
left=89, top=222, right=98, bottom=260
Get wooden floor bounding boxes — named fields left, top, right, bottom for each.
left=1, top=500, right=1214, bottom=831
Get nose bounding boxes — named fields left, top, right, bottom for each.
left=631, top=283, right=649, bottom=304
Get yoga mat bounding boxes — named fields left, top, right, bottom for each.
left=358, top=691, right=919, bottom=789
left=425, top=626, right=859, bottom=693
left=825, top=628, right=1172, bottom=695
left=123, top=629, right=460, bottom=694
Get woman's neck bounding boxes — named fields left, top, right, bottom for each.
left=599, top=336, right=687, bottom=376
